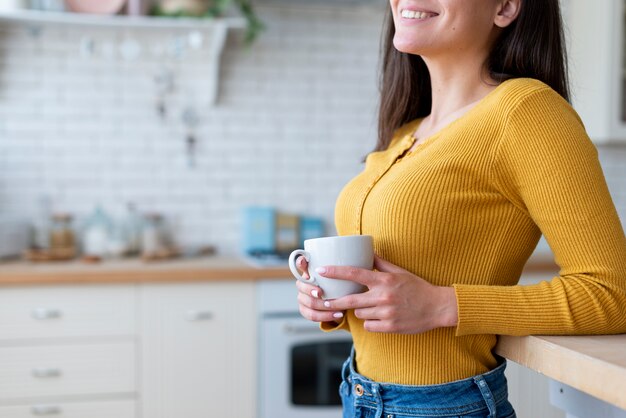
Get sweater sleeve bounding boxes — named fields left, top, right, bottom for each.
left=320, top=317, right=350, bottom=333
left=453, top=87, right=626, bottom=337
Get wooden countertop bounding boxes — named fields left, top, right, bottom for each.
left=0, top=253, right=558, bottom=285
left=0, top=256, right=292, bottom=285
left=496, top=334, right=626, bottom=410
left=0, top=251, right=558, bottom=285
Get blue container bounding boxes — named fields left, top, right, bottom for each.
left=299, top=217, right=325, bottom=247
left=241, top=207, right=276, bottom=256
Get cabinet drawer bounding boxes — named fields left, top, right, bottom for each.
left=0, top=399, right=135, bottom=418
left=0, top=285, right=135, bottom=341
left=0, top=342, right=135, bottom=402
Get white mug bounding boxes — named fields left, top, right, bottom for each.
left=288, top=235, right=374, bottom=300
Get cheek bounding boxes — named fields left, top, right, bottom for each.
left=388, top=1, right=397, bottom=21
left=388, top=0, right=397, bottom=12
left=449, top=24, right=491, bottom=53
left=445, top=10, right=495, bottom=46
left=389, top=10, right=399, bottom=31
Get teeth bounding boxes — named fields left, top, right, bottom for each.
left=401, top=9, right=435, bottom=19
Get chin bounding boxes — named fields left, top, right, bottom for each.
left=392, top=37, right=423, bottom=55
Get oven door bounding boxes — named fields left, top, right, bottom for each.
left=259, top=314, right=352, bottom=418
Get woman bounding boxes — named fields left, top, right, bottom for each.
left=295, top=0, right=626, bottom=417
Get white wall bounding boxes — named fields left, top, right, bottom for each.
left=0, top=4, right=624, bottom=255
left=0, top=5, right=384, bottom=253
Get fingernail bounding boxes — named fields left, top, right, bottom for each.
left=315, top=267, right=327, bottom=274
left=311, top=290, right=319, bottom=298
left=333, top=312, right=344, bottom=318
left=324, top=301, right=331, bottom=308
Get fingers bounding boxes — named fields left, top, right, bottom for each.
left=315, top=265, right=379, bottom=286
left=363, top=320, right=385, bottom=333
left=295, top=280, right=344, bottom=322
left=298, top=304, right=344, bottom=323
left=295, top=278, right=323, bottom=299
left=296, top=256, right=310, bottom=279
left=354, top=306, right=386, bottom=320
left=324, top=292, right=377, bottom=311
left=373, top=254, right=407, bottom=274
left=296, top=290, right=328, bottom=312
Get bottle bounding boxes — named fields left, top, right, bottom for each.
left=32, top=194, right=52, bottom=250
left=107, top=221, right=130, bottom=258
left=142, top=213, right=165, bottom=257
left=124, top=202, right=143, bottom=255
left=82, top=206, right=112, bottom=258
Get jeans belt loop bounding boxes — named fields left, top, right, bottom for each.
left=473, top=375, right=497, bottom=417
left=370, top=383, right=384, bottom=418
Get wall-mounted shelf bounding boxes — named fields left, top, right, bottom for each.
left=0, top=9, right=247, bottom=106
left=0, top=9, right=246, bottom=29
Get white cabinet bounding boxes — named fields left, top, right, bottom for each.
left=0, top=280, right=259, bottom=418
left=505, top=361, right=564, bottom=418
left=0, top=284, right=138, bottom=416
left=0, top=285, right=135, bottom=340
left=565, top=0, right=626, bottom=142
left=0, top=399, right=136, bottom=418
left=0, top=342, right=135, bottom=402
left=139, top=282, right=257, bottom=418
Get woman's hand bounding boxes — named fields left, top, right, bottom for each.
left=294, top=256, right=345, bottom=324
left=317, top=255, right=458, bottom=333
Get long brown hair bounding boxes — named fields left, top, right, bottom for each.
left=375, top=0, right=570, bottom=151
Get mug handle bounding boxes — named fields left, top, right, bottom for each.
left=288, top=250, right=317, bottom=285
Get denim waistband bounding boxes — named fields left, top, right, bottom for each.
left=341, top=347, right=511, bottom=417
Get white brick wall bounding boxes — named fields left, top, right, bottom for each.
left=0, top=4, right=624, bottom=256
left=0, top=5, right=384, bottom=254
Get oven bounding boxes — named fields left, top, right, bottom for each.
left=258, top=280, right=352, bottom=418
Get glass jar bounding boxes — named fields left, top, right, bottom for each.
left=82, top=206, right=112, bottom=258
left=142, top=213, right=166, bottom=257
left=49, top=213, right=75, bottom=250
left=124, top=202, right=143, bottom=255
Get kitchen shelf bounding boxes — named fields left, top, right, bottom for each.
left=0, top=9, right=247, bottom=106
left=0, top=9, right=246, bottom=30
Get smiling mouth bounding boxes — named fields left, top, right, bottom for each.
left=400, top=9, right=439, bottom=19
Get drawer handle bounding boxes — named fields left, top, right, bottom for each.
left=185, top=310, right=213, bottom=321
left=283, top=323, right=324, bottom=335
left=32, top=368, right=62, bottom=378
left=31, top=405, right=62, bottom=415
left=31, top=308, right=62, bottom=320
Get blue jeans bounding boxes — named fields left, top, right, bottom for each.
left=340, top=348, right=516, bottom=418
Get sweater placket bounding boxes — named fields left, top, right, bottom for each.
left=354, top=135, right=415, bottom=235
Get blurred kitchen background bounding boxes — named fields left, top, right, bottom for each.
left=0, top=0, right=388, bottom=262
left=0, top=1, right=625, bottom=418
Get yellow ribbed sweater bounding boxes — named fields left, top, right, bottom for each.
left=325, top=78, right=626, bottom=385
